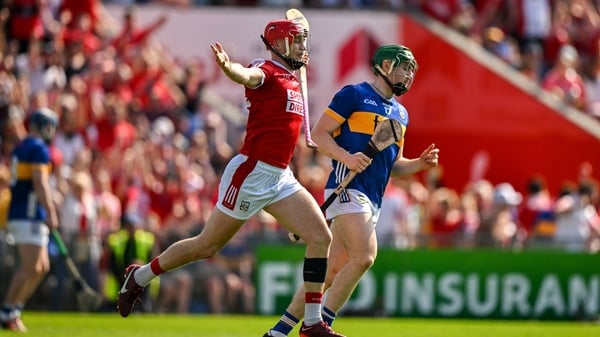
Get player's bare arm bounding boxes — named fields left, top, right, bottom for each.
left=391, top=143, right=439, bottom=177
left=312, top=114, right=372, bottom=173
left=32, top=164, right=58, bottom=230
left=210, top=42, right=264, bottom=88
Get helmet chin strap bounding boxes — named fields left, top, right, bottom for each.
left=261, top=35, right=305, bottom=70
left=374, top=64, right=408, bottom=96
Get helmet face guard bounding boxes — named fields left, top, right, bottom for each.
left=30, top=108, right=58, bottom=143
left=261, top=19, right=309, bottom=70
left=372, top=45, right=418, bottom=96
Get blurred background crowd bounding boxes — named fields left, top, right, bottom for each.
left=0, top=0, right=599, bottom=316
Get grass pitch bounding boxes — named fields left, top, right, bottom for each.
left=9, top=312, right=600, bottom=337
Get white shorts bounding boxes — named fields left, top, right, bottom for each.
left=217, top=154, right=304, bottom=220
left=324, top=188, right=380, bottom=226
left=7, top=220, right=50, bottom=246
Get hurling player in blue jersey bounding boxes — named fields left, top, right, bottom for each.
left=264, top=45, right=439, bottom=337
left=1, top=107, right=59, bottom=332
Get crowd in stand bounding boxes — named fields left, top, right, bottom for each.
left=442, top=0, right=600, bottom=119
left=0, top=0, right=599, bottom=315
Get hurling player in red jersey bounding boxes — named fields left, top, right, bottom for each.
left=116, top=18, right=344, bottom=337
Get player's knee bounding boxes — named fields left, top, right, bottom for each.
left=351, top=254, right=376, bottom=272
left=303, top=228, right=332, bottom=248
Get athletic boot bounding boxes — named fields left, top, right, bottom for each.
left=0, top=311, right=27, bottom=333
left=117, top=264, right=144, bottom=317
left=299, top=321, right=345, bottom=337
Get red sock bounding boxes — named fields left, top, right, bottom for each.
left=305, top=292, right=322, bottom=304
left=150, top=257, right=165, bottom=275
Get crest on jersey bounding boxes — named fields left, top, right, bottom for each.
left=354, top=194, right=369, bottom=204
left=399, top=108, right=407, bottom=121
left=239, top=200, right=250, bottom=212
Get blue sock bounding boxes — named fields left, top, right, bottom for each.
left=271, top=311, right=299, bottom=336
left=0, top=306, right=13, bottom=321
left=322, top=306, right=336, bottom=327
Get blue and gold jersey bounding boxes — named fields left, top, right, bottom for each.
left=8, top=137, right=51, bottom=221
left=324, top=82, right=408, bottom=208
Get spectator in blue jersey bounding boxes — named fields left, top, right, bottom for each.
left=264, top=45, right=440, bottom=337
left=1, top=107, right=59, bottom=332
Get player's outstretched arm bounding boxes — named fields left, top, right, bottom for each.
left=210, top=42, right=264, bottom=88
left=391, top=143, right=439, bottom=177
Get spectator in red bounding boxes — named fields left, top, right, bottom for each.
left=89, top=93, right=137, bottom=155
left=76, top=52, right=116, bottom=127
left=143, top=121, right=182, bottom=224
left=148, top=172, right=181, bottom=226
left=469, top=0, right=505, bottom=43
left=93, top=56, right=134, bottom=105
left=111, top=5, right=168, bottom=59
left=428, top=186, right=464, bottom=248
left=562, top=0, right=600, bottom=75
left=60, top=12, right=101, bottom=55
left=128, top=48, right=184, bottom=121
left=58, top=0, right=103, bottom=33
left=418, top=0, right=476, bottom=35
left=544, top=0, right=573, bottom=72
left=542, top=44, right=587, bottom=110
left=6, top=0, right=54, bottom=54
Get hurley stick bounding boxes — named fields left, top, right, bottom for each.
left=285, top=8, right=318, bottom=148
left=51, top=229, right=103, bottom=311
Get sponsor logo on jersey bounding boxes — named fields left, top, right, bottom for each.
left=286, top=89, right=304, bottom=115
left=363, top=98, right=377, bottom=106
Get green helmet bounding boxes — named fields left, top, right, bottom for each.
left=371, top=44, right=418, bottom=96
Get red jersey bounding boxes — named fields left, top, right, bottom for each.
left=239, top=59, right=303, bottom=168
left=9, top=0, right=44, bottom=40
left=59, top=0, right=99, bottom=29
